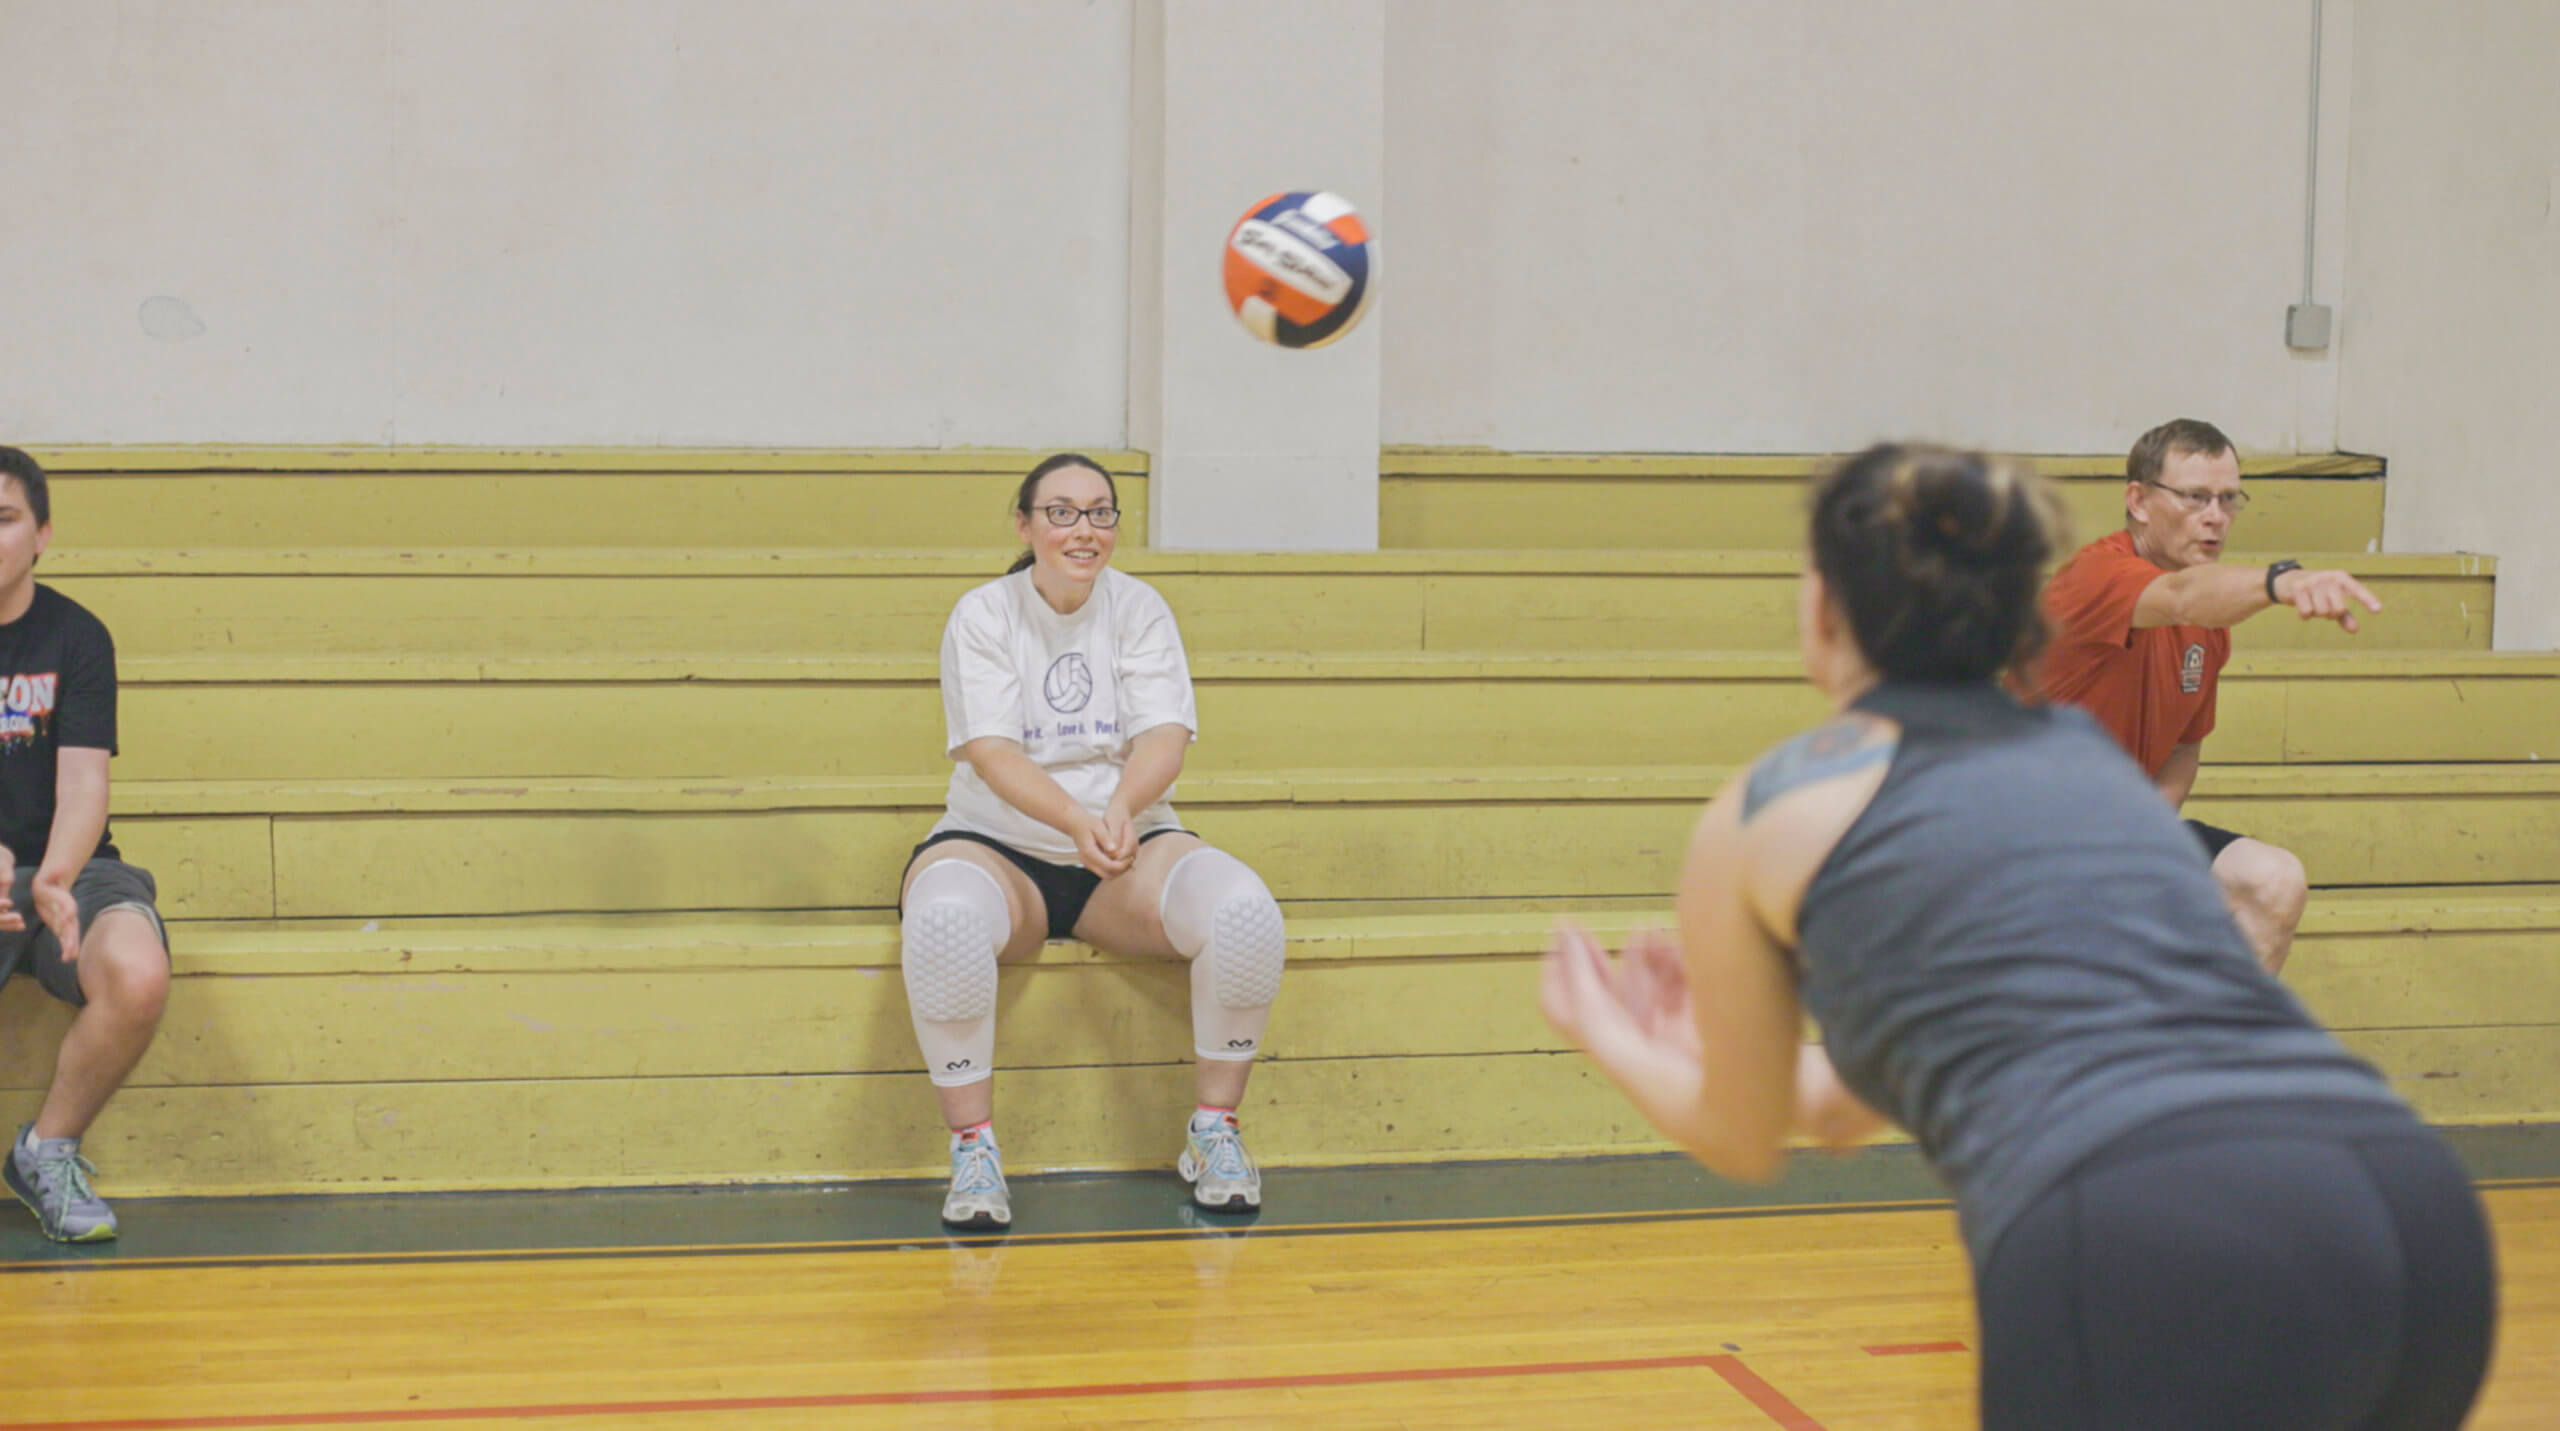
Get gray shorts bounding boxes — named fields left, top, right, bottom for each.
left=0, top=859, right=169, bottom=1007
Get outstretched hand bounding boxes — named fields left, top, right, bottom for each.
left=1540, top=921, right=1710, bottom=1145
left=2277, top=567, right=2383, bottom=634
left=0, top=845, right=19, bottom=933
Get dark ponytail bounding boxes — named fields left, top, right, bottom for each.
left=1808, top=444, right=2068, bottom=684
left=1005, top=452, right=1118, bottom=575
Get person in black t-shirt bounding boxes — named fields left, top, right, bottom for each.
left=0, top=446, right=171, bottom=1244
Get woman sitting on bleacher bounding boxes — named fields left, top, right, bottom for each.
left=896, top=452, right=1284, bottom=1230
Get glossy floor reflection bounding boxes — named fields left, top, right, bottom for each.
left=1, top=1135, right=2553, bottom=1430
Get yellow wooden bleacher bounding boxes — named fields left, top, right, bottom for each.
left=2, top=446, right=2547, bottom=1196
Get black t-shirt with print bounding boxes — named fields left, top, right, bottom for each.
left=0, top=585, right=119, bottom=866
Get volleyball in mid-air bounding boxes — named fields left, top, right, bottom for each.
left=1223, top=191, right=1375, bottom=349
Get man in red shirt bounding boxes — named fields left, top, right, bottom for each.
left=2039, top=419, right=2380, bottom=972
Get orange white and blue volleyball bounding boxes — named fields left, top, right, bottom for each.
left=1222, top=191, right=1376, bottom=349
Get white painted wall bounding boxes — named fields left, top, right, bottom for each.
left=17, top=0, right=2546, bottom=628
left=2337, top=0, right=2560, bottom=650
left=1130, top=0, right=1385, bottom=550
left=9, top=0, right=2344, bottom=461
left=0, top=1, right=1133, bottom=448
left=1382, top=0, right=2337, bottom=455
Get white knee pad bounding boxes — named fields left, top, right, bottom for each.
left=1159, top=848, right=1286, bottom=1062
left=902, top=859, right=1009, bottom=1087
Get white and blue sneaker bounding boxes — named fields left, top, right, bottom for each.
left=940, top=1125, right=1011, bottom=1230
left=1179, top=1110, right=1261, bottom=1212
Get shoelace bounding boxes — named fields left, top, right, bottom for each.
left=29, top=1148, right=100, bottom=1217
left=1195, top=1126, right=1250, bottom=1178
left=952, top=1140, right=1003, bottom=1196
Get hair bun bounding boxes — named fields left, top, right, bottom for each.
left=1899, top=453, right=2051, bottom=570
left=1810, top=443, right=2070, bottom=686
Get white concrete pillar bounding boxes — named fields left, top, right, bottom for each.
left=1128, top=0, right=1384, bottom=550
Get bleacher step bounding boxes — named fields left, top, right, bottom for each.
left=6, top=887, right=2548, bottom=1194
left=99, top=763, right=2560, bottom=921
left=109, top=650, right=2560, bottom=781
left=1381, top=450, right=2387, bottom=552
left=48, top=548, right=2496, bottom=656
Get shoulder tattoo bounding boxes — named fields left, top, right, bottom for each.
left=1743, top=714, right=1899, bottom=821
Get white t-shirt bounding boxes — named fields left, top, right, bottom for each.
left=932, top=567, right=1198, bottom=863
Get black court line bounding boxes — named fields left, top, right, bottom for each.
left=0, top=1196, right=1961, bottom=1275
left=6, top=1127, right=2552, bottom=1273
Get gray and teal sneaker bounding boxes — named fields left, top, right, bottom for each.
left=6, top=1125, right=118, bottom=1243
left=1179, top=1110, right=1261, bottom=1212
left=940, top=1125, right=1011, bottom=1230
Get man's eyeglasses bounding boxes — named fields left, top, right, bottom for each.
left=2141, top=480, right=2250, bottom=514
left=1037, top=503, right=1121, bottom=529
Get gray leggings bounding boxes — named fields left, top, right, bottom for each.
left=1976, top=1101, right=2496, bottom=1430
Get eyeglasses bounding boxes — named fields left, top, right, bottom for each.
left=1037, top=503, right=1120, bottom=529
left=2141, top=480, right=2250, bottom=514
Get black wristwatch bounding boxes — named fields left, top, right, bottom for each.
left=2265, top=560, right=2302, bottom=602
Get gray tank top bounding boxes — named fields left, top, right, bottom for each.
left=1796, top=681, right=2405, bottom=1266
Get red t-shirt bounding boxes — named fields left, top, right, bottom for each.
left=2036, top=530, right=2229, bottom=779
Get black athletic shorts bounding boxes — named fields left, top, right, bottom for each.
left=0, top=859, right=169, bottom=1007
left=1976, top=1098, right=2496, bottom=1430
left=2186, top=818, right=2246, bottom=862
left=903, top=828, right=1193, bottom=940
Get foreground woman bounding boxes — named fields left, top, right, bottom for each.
left=1543, top=444, right=2494, bottom=1429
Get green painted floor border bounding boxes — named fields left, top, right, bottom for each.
left=8, top=1123, right=2556, bottom=1271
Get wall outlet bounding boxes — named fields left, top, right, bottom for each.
left=2286, top=303, right=2334, bottom=350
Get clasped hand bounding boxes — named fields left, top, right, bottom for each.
left=0, top=844, right=82, bottom=962
left=1073, top=807, right=1139, bottom=879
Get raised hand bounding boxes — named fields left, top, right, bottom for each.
left=1609, top=925, right=1701, bottom=1059
left=1541, top=920, right=1710, bottom=1146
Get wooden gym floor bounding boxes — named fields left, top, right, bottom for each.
left=3, top=1131, right=2554, bottom=1429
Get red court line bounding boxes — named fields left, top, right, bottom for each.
left=1863, top=1341, right=1969, bottom=1356
left=1704, top=1355, right=1827, bottom=1430
left=1, top=1352, right=1824, bottom=1431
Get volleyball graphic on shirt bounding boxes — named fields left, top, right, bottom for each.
left=1044, top=652, right=1095, bottom=713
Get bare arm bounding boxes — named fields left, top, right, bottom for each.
left=1536, top=779, right=1799, bottom=1185
left=1541, top=718, right=1898, bottom=1186
left=2132, top=563, right=2380, bottom=633
left=1795, top=1043, right=1891, bottom=1150
left=1087, top=723, right=1193, bottom=866
left=1106, top=723, right=1190, bottom=825
left=1669, top=786, right=1808, bottom=1183
left=958, top=737, right=1083, bottom=834
left=957, top=736, right=1128, bottom=876
left=2153, top=741, right=2202, bottom=810
left=33, top=747, right=112, bottom=962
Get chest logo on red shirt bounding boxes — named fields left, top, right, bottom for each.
left=2180, top=644, right=2206, bottom=695
left=0, top=672, right=59, bottom=747
left=1043, top=653, right=1094, bottom=714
